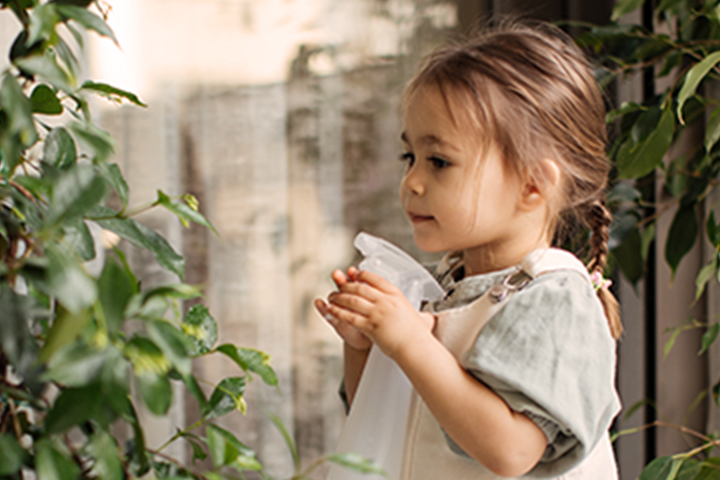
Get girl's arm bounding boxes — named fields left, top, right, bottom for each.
left=321, top=269, right=547, bottom=478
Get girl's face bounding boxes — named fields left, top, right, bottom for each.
left=400, top=85, right=527, bottom=258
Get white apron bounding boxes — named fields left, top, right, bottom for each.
left=327, top=236, right=618, bottom=480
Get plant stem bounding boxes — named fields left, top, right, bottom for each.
left=156, top=418, right=204, bottom=453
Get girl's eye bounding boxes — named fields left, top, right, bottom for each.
left=429, top=157, right=450, bottom=169
left=399, top=152, right=415, bottom=167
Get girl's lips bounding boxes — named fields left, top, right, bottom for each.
left=408, top=212, right=434, bottom=223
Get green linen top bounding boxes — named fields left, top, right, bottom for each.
left=431, top=255, right=621, bottom=477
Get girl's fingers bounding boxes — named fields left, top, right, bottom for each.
left=328, top=290, right=374, bottom=315
left=331, top=269, right=350, bottom=287
left=351, top=270, right=399, bottom=294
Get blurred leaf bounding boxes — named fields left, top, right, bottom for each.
left=157, top=190, right=218, bottom=236
left=35, top=439, right=80, bottom=480
left=14, top=54, right=74, bottom=92
left=612, top=227, right=643, bottom=285
left=607, top=183, right=641, bottom=205
left=696, top=457, right=720, bottom=479
left=85, top=431, right=123, bottom=480
left=182, top=373, right=208, bottom=412
left=700, top=323, right=720, bottom=355
left=664, top=327, right=684, bottom=359
left=217, top=344, right=278, bottom=386
left=706, top=105, right=720, bottom=153
left=125, top=337, right=173, bottom=415
left=30, top=84, right=63, bottom=114
left=43, top=127, right=77, bottom=169
left=617, top=106, right=675, bottom=179
left=182, top=304, right=218, bottom=356
left=677, top=51, right=720, bottom=124
left=62, top=217, right=95, bottom=261
left=147, top=320, right=192, bottom=377
left=55, top=5, right=118, bottom=44
left=639, top=456, right=680, bottom=480
left=143, top=283, right=201, bottom=302
left=46, top=243, right=97, bottom=313
left=27, top=3, right=60, bottom=46
left=606, top=101, right=646, bottom=124
left=44, top=383, right=101, bottom=433
left=68, top=120, right=115, bottom=161
left=205, top=424, right=261, bottom=470
left=267, top=411, right=300, bottom=472
left=98, top=257, right=135, bottom=332
left=0, top=285, right=39, bottom=375
left=43, top=344, right=108, bottom=387
left=695, top=258, right=717, bottom=301
left=39, top=307, right=89, bottom=362
left=204, top=377, right=247, bottom=419
left=96, top=162, right=128, bottom=206
left=708, top=211, right=720, bottom=246
left=676, top=459, right=701, bottom=480
left=612, top=0, right=645, bottom=20
left=641, top=223, right=656, bottom=261
left=45, top=164, right=106, bottom=227
left=325, top=453, right=386, bottom=475
left=0, top=434, right=27, bottom=476
left=0, top=73, right=38, bottom=170
left=185, top=436, right=208, bottom=464
left=80, top=81, right=146, bottom=106
left=665, top=202, right=698, bottom=279
left=91, top=206, right=185, bottom=279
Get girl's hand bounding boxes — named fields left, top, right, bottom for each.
left=315, top=267, right=372, bottom=352
left=323, top=268, right=436, bottom=359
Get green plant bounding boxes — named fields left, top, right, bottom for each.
left=576, top=0, right=720, bottom=477
left=0, top=1, right=382, bottom=479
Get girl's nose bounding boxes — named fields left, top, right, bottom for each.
left=401, top=167, right=425, bottom=196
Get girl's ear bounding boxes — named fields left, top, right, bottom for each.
left=518, top=159, right=561, bottom=212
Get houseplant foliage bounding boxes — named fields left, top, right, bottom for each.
left=0, top=1, right=382, bottom=479
left=576, top=0, right=720, bottom=477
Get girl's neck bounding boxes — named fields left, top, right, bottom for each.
left=461, top=235, right=551, bottom=277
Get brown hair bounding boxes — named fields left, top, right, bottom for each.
left=404, top=20, right=622, bottom=339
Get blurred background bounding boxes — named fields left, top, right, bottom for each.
left=1, top=1, right=712, bottom=479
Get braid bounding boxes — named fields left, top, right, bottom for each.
left=586, top=200, right=611, bottom=274
left=583, top=199, right=622, bottom=340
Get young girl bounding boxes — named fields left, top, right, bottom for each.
left=315, top=20, right=622, bottom=479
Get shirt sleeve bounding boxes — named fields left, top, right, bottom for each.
left=461, top=270, right=621, bottom=477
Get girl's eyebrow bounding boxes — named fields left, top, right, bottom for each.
left=400, top=132, right=460, bottom=152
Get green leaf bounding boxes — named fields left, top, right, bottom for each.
left=186, top=436, right=208, bottom=464
left=606, top=101, right=646, bottom=124
left=182, top=373, right=208, bottom=412
left=30, top=84, right=63, bottom=114
left=0, top=434, right=27, bottom=476
left=617, top=106, right=675, bottom=179
left=43, top=344, right=109, bottom=387
left=612, top=0, right=646, bottom=21
left=62, top=217, right=95, bottom=261
left=0, top=73, right=38, bottom=150
left=612, top=227, right=643, bottom=285
left=55, top=5, right=118, bottom=44
left=677, top=51, right=720, bottom=124
left=68, top=120, right=115, bottom=161
left=45, top=164, right=106, bottom=227
left=157, top=190, right=219, bottom=236
left=0, top=285, right=39, bottom=376
left=96, top=162, right=128, bottom=206
left=35, top=439, right=81, bottom=480
left=696, top=457, right=720, bottom=479
left=677, top=459, right=701, bottom=480
left=706, top=105, right=720, bottom=153
left=44, top=383, right=101, bottom=433
left=665, top=203, right=698, bottom=278
left=125, top=337, right=173, bottom=415
left=91, top=206, right=185, bottom=279
left=85, top=431, right=123, bottom=480
left=205, top=424, right=261, bottom=470
left=80, top=81, right=146, bottom=107
left=204, top=377, right=247, bottom=419
left=39, top=308, right=90, bottom=363
left=43, top=127, right=77, bottom=168
left=98, top=256, right=136, bottom=332
left=700, top=323, right=720, bottom=355
left=14, top=54, right=74, bottom=92
left=216, top=344, right=278, bottom=386
left=708, top=211, right=720, bottom=246
left=639, top=456, right=680, bottom=480
left=147, top=320, right=192, bottom=376
left=664, top=327, right=684, bottom=359
left=695, top=258, right=717, bottom=300
left=46, top=243, right=97, bottom=313
left=325, top=453, right=386, bottom=475
left=27, top=3, right=60, bottom=46
left=182, top=304, right=218, bottom=356
left=267, top=411, right=300, bottom=472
